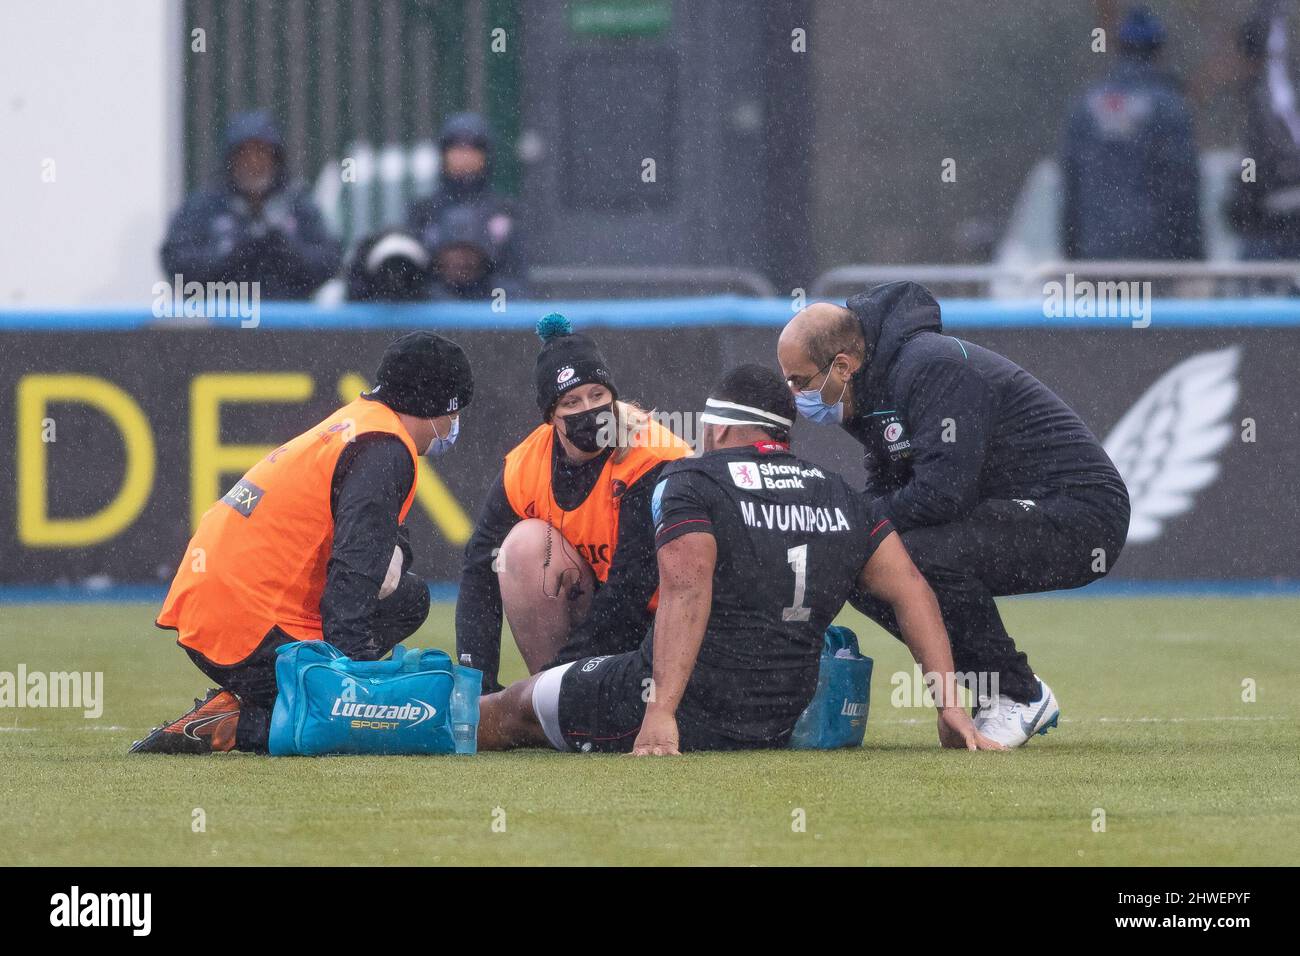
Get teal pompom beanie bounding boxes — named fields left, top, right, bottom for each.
left=533, top=313, right=617, bottom=417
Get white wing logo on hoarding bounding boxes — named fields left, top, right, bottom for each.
left=1102, top=347, right=1240, bottom=544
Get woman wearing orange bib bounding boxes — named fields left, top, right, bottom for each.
left=456, top=315, right=690, bottom=692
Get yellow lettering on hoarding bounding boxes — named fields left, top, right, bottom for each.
left=335, top=373, right=471, bottom=545
left=190, top=373, right=313, bottom=530
left=16, top=374, right=155, bottom=547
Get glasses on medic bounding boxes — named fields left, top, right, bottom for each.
left=786, top=359, right=834, bottom=394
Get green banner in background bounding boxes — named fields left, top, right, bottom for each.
left=569, top=0, right=672, bottom=37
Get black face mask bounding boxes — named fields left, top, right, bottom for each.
left=558, top=402, right=613, bottom=454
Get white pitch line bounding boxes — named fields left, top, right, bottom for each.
left=1089, top=716, right=1292, bottom=724
left=874, top=715, right=1292, bottom=725
left=0, top=724, right=125, bottom=732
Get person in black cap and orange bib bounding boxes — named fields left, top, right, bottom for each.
left=133, top=330, right=474, bottom=754
left=456, top=314, right=691, bottom=692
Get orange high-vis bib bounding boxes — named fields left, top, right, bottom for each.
left=157, top=398, right=419, bottom=666
left=502, top=417, right=689, bottom=602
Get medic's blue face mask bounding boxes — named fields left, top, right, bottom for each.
left=427, top=416, right=459, bottom=457
left=793, top=361, right=850, bottom=425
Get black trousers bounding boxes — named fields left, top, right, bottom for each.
left=850, top=487, right=1129, bottom=703
left=183, top=572, right=431, bottom=752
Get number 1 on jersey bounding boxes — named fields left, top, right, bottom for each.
left=782, top=544, right=811, bottom=622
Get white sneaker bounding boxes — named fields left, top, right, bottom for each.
left=973, top=677, right=1060, bottom=748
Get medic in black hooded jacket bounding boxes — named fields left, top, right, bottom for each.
left=840, top=282, right=1128, bottom=532
left=780, top=282, right=1129, bottom=740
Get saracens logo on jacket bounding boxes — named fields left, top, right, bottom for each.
left=874, top=412, right=911, bottom=461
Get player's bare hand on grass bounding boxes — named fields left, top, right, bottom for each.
left=631, top=709, right=680, bottom=756
left=938, top=707, right=1005, bottom=750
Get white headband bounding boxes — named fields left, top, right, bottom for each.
left=702, top=398, right=794, bottom=429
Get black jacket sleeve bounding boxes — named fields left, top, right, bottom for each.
left=320, top=434, right=415, bottom=653
left=271, top=190, right=345, bottom=293
left=558, top=462, right=666, bottom=660
left=160, top=191, right=241, bottom=281
left=454, top=470, right=520, bottom=692
left=883, top=359, right=994, bottom=532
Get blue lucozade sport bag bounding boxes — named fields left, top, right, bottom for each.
left=789, top=625, right=873, bottom=750
left=268, top=641, right=481, bottom=756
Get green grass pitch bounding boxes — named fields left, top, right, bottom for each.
left=2, top=598, right=1297, bottom=866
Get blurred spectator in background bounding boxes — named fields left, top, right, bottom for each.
left=1060, top=6, right=1203, bottom=261
left=161, top=110, right=342, bottom=299
left=407, top=112, right=523, bottom=280
left=1226, top=4, right=1300, bottom=263
left=346, top=229, right=434, bottom=303
left=428, top=205, right=525, bottom=302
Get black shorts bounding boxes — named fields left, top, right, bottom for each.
left=544, top=619, right=653, bottom=672
left=549, top=651, right=769, bottom=753
left=554, top=651, right=650, bottom=753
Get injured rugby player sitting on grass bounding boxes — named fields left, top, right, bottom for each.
left=472, top=364, right=1004, bottom=754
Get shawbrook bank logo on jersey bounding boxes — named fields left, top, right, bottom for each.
left=728, top=460, right=825, bottom=490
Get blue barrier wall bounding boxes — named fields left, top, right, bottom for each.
left=2, top=297, right=1298, bottom=599
left=1, top=296, right=1298, bottom=330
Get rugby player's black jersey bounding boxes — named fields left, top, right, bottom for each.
left=649, top=441, right=894, bottom=745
